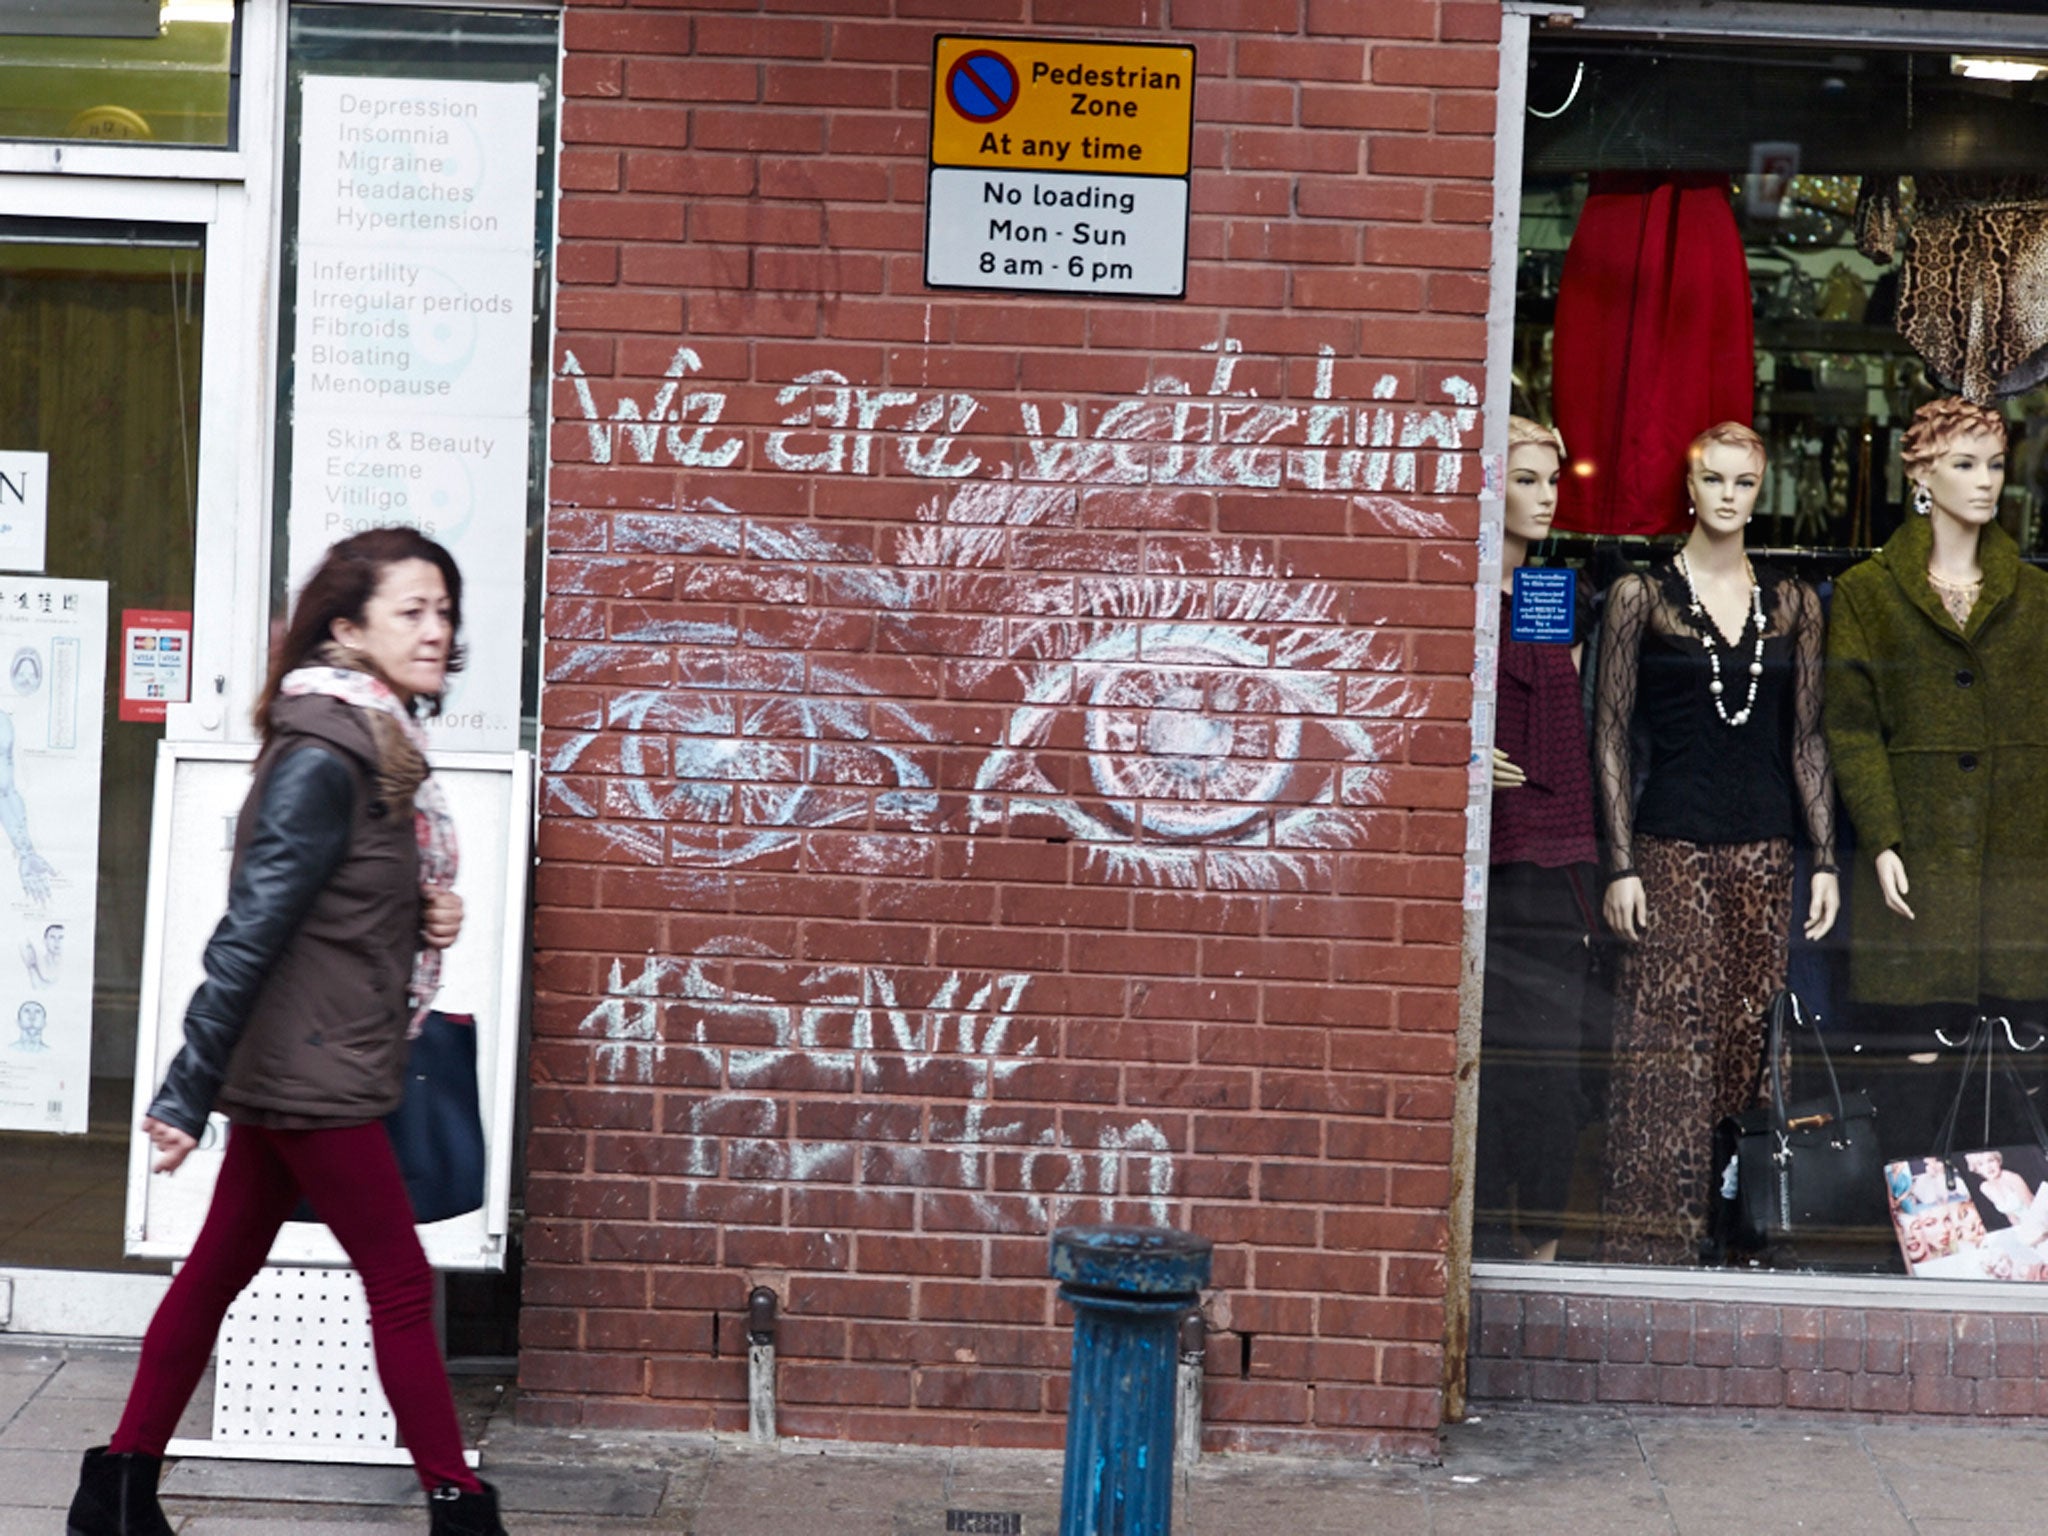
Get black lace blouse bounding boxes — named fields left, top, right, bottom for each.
left=1595, top=560, right=1837, bottom=873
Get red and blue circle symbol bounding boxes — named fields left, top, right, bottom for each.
left=946, top=50, right=1019, bottom=123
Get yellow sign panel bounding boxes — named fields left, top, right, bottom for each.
left=930, top=35, right=1195, bottom=179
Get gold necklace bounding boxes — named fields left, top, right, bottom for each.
left=1927, top=565, right=1982, bottom=626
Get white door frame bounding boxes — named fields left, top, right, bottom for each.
left=0, top=0, right=286, bottom=1339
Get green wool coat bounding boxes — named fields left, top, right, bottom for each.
left=1824, top=514, right=2048, bottom=1007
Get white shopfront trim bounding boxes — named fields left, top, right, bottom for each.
left=0, top=0, right=553, bottom=1343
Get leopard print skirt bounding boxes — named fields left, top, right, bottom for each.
left=1597, top=835, right=1793, bottom=1265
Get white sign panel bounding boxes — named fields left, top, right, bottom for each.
left=923, top=167, right=1187, bottom=296
left=127, top=744, right=533, bottom=1272
left=0, top=578, right=107, bottom=1135
left=287, top=76, right=541, bottom=753
left=0, top=452, right=49, bottom=575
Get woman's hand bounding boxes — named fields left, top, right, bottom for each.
left=1490, top=749, right=1527, bottom=790
left=1804, top=870, right=1841, bottom=942
left=1603, top=874, right=1648, bottom=944
left=422, top=885, right=464, bottom=950
left=1874, top=849, right=1915, bottom=920
left=142, top=1115, right=197, bottom=1174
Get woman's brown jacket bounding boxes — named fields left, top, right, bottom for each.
left=146, top=694, right=420, bottom=1138
left=1824, top=515, right=2048, bottom=1008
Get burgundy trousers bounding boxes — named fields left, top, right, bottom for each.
left=110, top=1120, right=480, bottom=1493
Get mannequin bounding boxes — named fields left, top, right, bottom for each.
left=1825, top=397, right=2048, bottom=1154
left=1594, top=422, right=1840, bottom=1265
left=1474, top=417, right=1600, bottom=1262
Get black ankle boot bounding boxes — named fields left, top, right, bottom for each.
left=65, top=1445, right=174, bottom=1536
left=429, top=1480, right=509, bottom=1535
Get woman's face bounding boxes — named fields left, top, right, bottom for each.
left=1686, top=442, right=1764, bottom=533
left=1918, top=429, right=2006, bottom=527
left=331, top=558, right=453, bottom=703
left=1503, top=443, right=1562, bottom=544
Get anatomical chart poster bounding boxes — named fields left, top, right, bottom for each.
left=0, top=577, right=106, bottom=1134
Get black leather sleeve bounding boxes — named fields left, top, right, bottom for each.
left=145, top=745, right=357, bottom=1140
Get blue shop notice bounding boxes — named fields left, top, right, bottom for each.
left=1509, top=567, right=1575, bottom=644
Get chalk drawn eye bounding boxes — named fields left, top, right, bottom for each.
left=1081, top=632, right=1306, bottom=841
left=971, top=617, right=1398, bottom=890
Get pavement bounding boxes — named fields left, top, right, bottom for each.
left=0, top=1335, right=2040, bottom=1533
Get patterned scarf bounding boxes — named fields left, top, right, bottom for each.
left=279, top=650, right=458, bottom=1035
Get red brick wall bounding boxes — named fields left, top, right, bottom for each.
left=1471, top=1285, right=2048, bottom=1419
left=528, top=0, right=1499, bottom=1455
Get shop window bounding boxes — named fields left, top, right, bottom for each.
left=0, top=0, right=238, bottom=148
left=1480, top=35, right=2048, bottom=1280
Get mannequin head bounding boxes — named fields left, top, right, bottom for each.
left=1504, top=416, right=1565, bottom=547
left=1903, top=397, right=2006, bottom=530
left=1683, top=422, right=1767, bottom=539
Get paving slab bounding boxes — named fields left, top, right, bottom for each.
left=0, top=1385, right=121, bottom=1449
left=489, top=1462, right=668, bottom=1517
left=162, top=1459, right=421, bottom=1506
left=946, top=1446, right=1064, bottom=1500
left=1633, top=1420, right=1910, bottom=1533
left=1859, top=1419, right=2048, bottom=1526
left=0, top=1444, right=82, bottom=1508
left=39, top=1352, right=145, bottom=1399
left=176, top=1518, right=420, bottom=1535
left=695, top=1446, right=951, bottom=1514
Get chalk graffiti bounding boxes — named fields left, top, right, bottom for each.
left=575, top=954, right=1176, bottom=1226
left=559, top=340, right=1476, bottom=496
left=550, top=339, right=1464, bottom=890
left=545, top=336, right=1470, bottom=1237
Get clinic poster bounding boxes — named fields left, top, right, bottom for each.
left=0, top=578, right=107, bottom=1134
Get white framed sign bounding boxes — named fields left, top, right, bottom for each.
left=285, top=75, right=543, bottom=754
left=124, top=742, right=532, bottom=1272
left=0, top=451, right=49, bottom=574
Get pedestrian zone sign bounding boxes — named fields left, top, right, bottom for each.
left=924, top=35, right=1195, bottom=299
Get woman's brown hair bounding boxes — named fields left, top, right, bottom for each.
left=255, top=526, right=466, bottom=737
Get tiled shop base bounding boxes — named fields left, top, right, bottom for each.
left=1469, top=1286, right=2048, bottom=1417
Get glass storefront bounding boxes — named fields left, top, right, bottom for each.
left=0, top=222, right=200, bottom=1272
left=1479, top=31, right=2048, bottom=1279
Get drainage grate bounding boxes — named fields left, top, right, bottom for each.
left=945, top=1513, right=1024, bottom=1535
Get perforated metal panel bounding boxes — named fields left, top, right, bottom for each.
left=211, top=1266, right=396, bottom=1450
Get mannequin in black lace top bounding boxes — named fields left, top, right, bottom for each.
left=1594, top=421, right=1840, bottom=1266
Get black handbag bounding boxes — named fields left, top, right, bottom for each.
left=1715, top=989, right=1888, bottom=1257
left=289, top=1009, right=486, bottom=1226
left=385, top=1009, right=487, bottom=1225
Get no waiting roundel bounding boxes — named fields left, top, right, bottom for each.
left=946, top=49, right=1018, bottom=123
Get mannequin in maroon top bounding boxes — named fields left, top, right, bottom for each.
left=1475, top=417, right=1602, bottom=1262
left=1593, top=422, right=1841, bottom=1266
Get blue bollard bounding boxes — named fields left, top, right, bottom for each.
left=1052, top=1224, right=1213, bottom=1536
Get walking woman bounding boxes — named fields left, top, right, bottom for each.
left=67, top=528, right=507, bottom=1536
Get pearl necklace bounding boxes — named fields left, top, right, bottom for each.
left=1675, top=551, right=1765, bottom=728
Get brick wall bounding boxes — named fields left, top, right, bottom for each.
left=1471, top=1285, right=2048, bottom=1419
left=528, top=0, right=1500, bottom=1455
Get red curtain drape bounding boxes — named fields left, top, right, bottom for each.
left=1551, top=173, right=1756, bottom=537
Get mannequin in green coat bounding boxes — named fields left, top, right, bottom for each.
left=1824, top=396, right=2048, bottom=1152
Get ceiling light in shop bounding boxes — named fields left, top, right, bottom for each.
left=1950, top=56, right=2048, bottom=83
